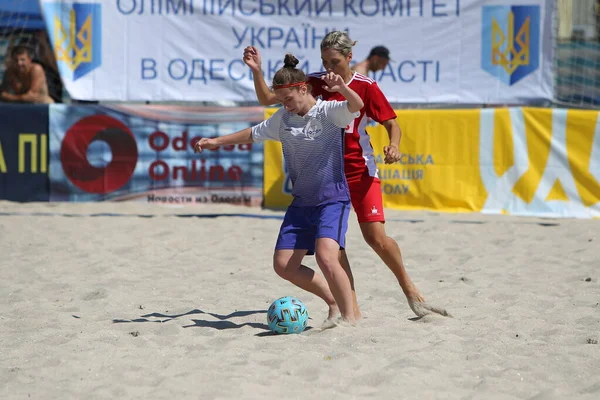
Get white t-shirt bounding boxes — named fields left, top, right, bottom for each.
left=252, top=99, right=359, bottom=206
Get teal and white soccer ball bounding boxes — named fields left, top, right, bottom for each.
left=267, top=296, right=308, bottom=334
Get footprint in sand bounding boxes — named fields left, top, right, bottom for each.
left=82, top=288, right=108, bottom=301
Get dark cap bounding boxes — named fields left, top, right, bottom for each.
left=368, top=46, right=390, bottom=60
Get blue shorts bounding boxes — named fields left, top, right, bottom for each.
left=275, top=201, right=351, bottom=255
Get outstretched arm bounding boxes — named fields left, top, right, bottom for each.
left=243, top=46, right=279, bottom=106
left=194, top=128, right=253, bottom=153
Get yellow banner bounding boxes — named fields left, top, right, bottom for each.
left=263, top=108, right=600, bottom=218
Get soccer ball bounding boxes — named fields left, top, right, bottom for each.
left=267, top=296, right=309, bottom=334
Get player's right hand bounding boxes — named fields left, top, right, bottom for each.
left=243, top=46, right=262, bottom=71
left=194, top=138, right=218, bottom=153
left=321, top=71, right=346, bottom=93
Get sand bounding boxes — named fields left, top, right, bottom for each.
left=1, top=201, right=599, bottom=399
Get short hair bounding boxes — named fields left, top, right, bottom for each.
left=11, top=45, right=34, bottom=59
left=368, top=46, right=390, bottom=60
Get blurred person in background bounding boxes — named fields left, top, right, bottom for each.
left=352, top=46, right=391, bottom=76
left=0, top=39, right=54, bottom=104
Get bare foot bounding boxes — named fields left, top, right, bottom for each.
left=320, top=316, right=356, bottom=330
left=321, top=318, right=338, bottom=330
left=407, top=298, right=452, bottom=318
left=319, top=305, right=342, bottom=330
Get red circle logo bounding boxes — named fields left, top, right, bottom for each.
left=60, top=115, right=138, bottom=194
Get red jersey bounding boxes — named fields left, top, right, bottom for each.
left=307, top=72, right=397, bottom=183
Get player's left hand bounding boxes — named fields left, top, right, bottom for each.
left=243, top=46, right=262, bottom=72
left=321, top=72, right=345, bottom=93
left=194, top=138, right=219, bottom=153
left=383, top=144, right=401, bottom=164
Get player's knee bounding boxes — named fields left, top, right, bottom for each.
left=363, top=231, right=386, bottom=250
left=368, top=232, right=401, bottom=253
left=315, top=244, right=338, bottom=264
left=273, top=256, right=296, bottom=280
left=273, top=262, right=287, bottom=279
left=315, top=253, right=339, bottom=277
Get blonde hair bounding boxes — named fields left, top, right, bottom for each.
left=320, top=31, right=357, bottom=56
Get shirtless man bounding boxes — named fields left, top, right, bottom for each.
left=0, top=45, right=54, bottom=104
left=353, top=46, right=391, bottom=77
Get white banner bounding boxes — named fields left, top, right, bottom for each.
left=39, top=0, right=555, bottom=103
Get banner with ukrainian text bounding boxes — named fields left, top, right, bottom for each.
left=263, top=108, right=600, bottom=218
left=49, top=104, right=265, bottom=205
left=39, top=0, right=554, bottom=104
left=0, top=104, right=50, bottom=202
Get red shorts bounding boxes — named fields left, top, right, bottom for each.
left=348, top=176, right=385, bottom=223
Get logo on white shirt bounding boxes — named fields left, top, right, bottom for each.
left=304, top=120, right=323, bottom=140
